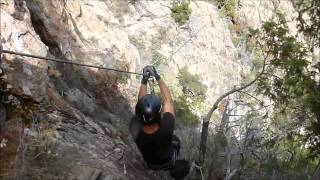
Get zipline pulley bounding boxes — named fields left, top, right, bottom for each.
left=148, top=78, right=156, bottom=96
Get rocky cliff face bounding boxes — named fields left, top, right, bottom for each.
left=1, top=0, right=48, bottom=102
left=0, top=0, right=297, bottom=179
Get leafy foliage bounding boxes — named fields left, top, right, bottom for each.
left=276, top=137, right=318, bottom=175
left=174, top=67, right=206, bottom=127
left=255, top=15, right=320, bottom=157
left=234, top=108, right=318, bottom=179
left=171, top=0, right=192, bottom=26
left=177, top=66, right=207, bottom=100
left=151, top=37, right=168, bottom=68
left=196, top=2, right=319, bottom=179
left=152, top=51, right=168, bottom=68
left=175, top=95, right=198, bottom=126
left=296, top=0, right=320, bottom=49
left=215, top=0, right=237, bottom=20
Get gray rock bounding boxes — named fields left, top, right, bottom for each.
left=90, top=170, right=102, bottom=180
left=1, top=0, right=48, bottom=102
left=0, top=103, right=6, bottom=126
left=0, top=0, right=299, bottom=180
left=76, top=167, right=102, bottom=180
left=99, top=175, right=116, bottom=180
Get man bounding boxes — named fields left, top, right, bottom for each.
left=130, top=66, right=190, bottom=180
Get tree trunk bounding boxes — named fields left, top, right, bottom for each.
left=196, top=56, right=266, bottom=180
left=198, top=119, right=210, bottom=165
left=206, top=102, right=231, bottom=180
left=312, top=164, right=320, bottom=180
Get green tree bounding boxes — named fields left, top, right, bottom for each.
left=215, top=0, right=238, bottom=20
left=296, top=0, right=320, bottom=49
left=255, top=15, right=320, bottom=157
left=175, top=95, right=198, bottom=126
left=171, top=0, right=192, bottom=26
left=175, top=67, right=206, bottom=127
left=177, top=66, right=207, bottom=100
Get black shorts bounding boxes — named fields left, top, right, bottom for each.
left=147, top=135, right=181, bottom=170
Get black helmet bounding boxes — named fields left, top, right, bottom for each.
left=135, top=94, right=162, bottom=124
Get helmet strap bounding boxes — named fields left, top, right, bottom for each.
left=143, top=115, right=147, bottom=124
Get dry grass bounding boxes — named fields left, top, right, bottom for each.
left=0, top=94, right=61, bottom=179
left=0, top=120, right=23, bottom=179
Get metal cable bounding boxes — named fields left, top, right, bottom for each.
left=2, top=49, right=143, bottom=76
left=169, top=25, right=205, bottom=61
left=1, top=23, right=205, bottom=77
left=1, top=49, right=160, bottom=97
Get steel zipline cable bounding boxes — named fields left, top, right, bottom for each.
left=0, top=48, right=159, bottom=103
left=0, top=24, right=205, bottom=94
left=1, top=49, right=143, bottom=76
left=1, top=23, right=205, bottom=76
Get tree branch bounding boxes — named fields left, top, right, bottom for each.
left=197, top=52, right=268, bottom=170
left=239, top=90, right=263, bottom=103
left=204, top=53, right=267, bottom=123
left=226, top=169, right=239, bottom=180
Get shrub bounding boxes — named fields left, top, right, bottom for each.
left=175, top=95, right=198, bottom=126
left=177, top=66, right=207, bottom=99
left=152, top=51, right=168, bottom=68
left=215, top=0, right=237, bottom=20
left=171, top=0, right=192, bottom=26
left=47, top=67, right=61, bottom=78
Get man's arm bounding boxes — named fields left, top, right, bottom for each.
left=138, top=66, right=151, bottom=99
left=158, top=79, right=175, bottom=116
left=138, top=84, right=147, bottom=99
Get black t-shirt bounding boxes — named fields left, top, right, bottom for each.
left=132, top=112, right=175, bottom=165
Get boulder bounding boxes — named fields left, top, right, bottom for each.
left=0, top=0, right=48, bottom=102
left=0, top=103, right=6, bottom=126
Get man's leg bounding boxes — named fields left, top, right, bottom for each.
left=170, top=135, right=190, bottom=180
left=145, top=135, right=181, bottom=171
left=170, top=159, right=190, bottom=180
left=172, top=134, right=180, bottom=156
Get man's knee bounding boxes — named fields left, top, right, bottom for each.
left=172, top=134, right=180, bottom=142
left=172, top=135, right=181, bottom=154
left=170, top=159, right=190, bottom=180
